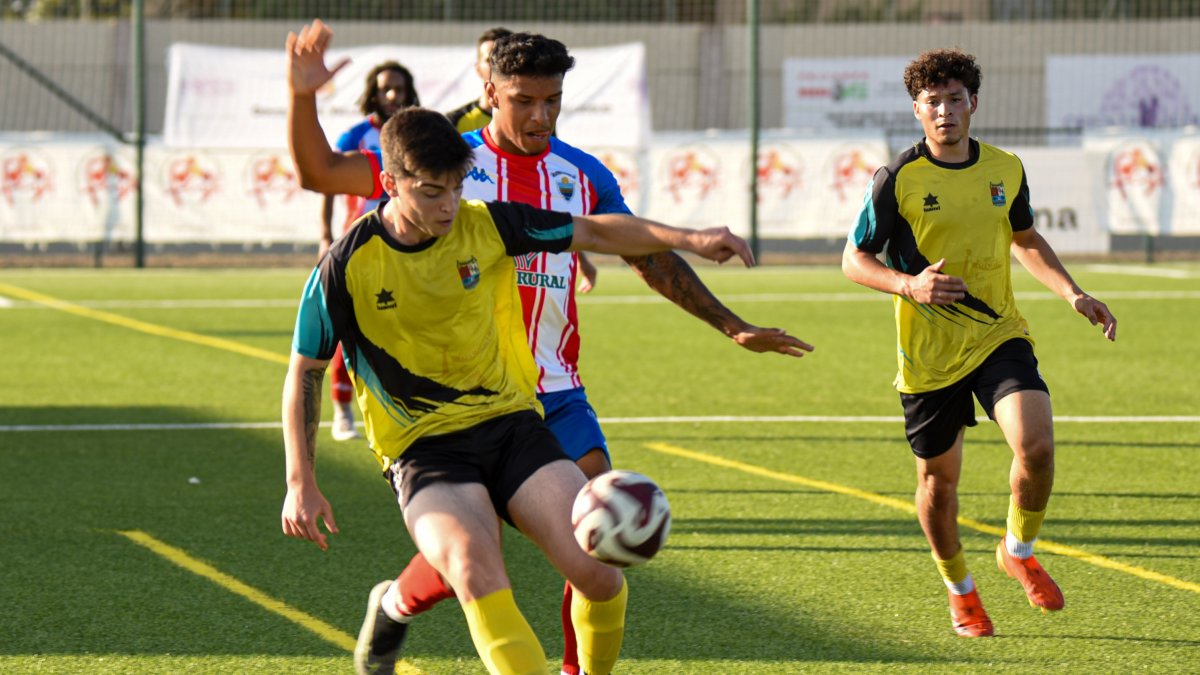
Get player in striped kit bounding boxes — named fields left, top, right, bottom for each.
left=287, top=27, right=813, bottom=675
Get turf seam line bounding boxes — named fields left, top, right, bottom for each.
left=644, top=442, right=1200, bottom=596
left=115, top=530, right=425, bottom=674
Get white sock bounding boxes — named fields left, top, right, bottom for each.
left=944, top=573, right=975, bottom=596
left=380, top=581, right=413, bottom=623
left=1005, top=532, right=1035, bottom=560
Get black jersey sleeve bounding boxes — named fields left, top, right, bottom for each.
left=486, top=201, right=575, bottom=256
left=1009, top=167, right=1034, bottom=232
left=849, top=165, right=900, bottom=254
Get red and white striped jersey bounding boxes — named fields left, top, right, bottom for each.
left=366, top=127, right=631, bottom=393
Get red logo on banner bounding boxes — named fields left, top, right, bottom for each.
left=829, top=148, right=878, bottom=203
left=246, top=153, right=299, bottom=208
left=164, top=154, right=220, bottom=206
left=665, top=148, right=718, bottom=204
left=1, top=150, right=54, bottom=206
left=1110, top=145, right=1163, bottom=199
left=756, top=147, right=803, bottom=202
left=79, top=150, right=135, bottom=208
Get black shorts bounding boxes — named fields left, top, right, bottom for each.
left=383, top=410, right=570, bottom=527
left=900, top=338, right=1049, bottom=459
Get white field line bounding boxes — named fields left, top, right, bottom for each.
left=1084, top=264, right=1198, bottom=279
left=2, top=289, right=1199, bottom=310
left=3, top=415, right=1199, bottom=433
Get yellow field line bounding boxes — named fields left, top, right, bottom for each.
left=645, top=442, right=1200, bottom=595
left=0, top=282, right=288, bottom=365
left=116, top=530, right=424, bottom=674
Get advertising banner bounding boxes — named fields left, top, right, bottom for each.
left=1083, top=130, right=1200, bottom=236
left=164, top=42, right=649, bottom=150
left=782, top=57, right=918, bottom=132
left=641, top=131, right=889, bottom=238
left=1046, top=54, right=1200, bottom=130
left=1012, top=147, right=1106, bottom=254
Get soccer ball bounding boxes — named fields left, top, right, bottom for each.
left=571, top=470, right=671, bottom=568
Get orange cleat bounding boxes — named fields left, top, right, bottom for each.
left=948, top=588, right=995, bottom=637
left=996, top=539, right=1065, bottom=611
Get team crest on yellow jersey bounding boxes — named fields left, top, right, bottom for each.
left=457, top=257, right=481, bottom=290
left=990, top=181, right=1006, bottom=206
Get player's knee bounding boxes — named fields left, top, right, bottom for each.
left=916, top=471, right=957, bottom=505
left=433, top=539, right=508, bottom=600
left=1018, top=437, right=1055, bottom=473
left=568, top=561, right=623, bottom=602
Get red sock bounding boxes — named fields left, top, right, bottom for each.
left=560, top=581, right=580, bottom=675
left=330, top=343, right=353, bottom=404
left=396, top=552, right=455, bottom=616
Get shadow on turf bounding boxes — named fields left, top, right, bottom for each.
left=1001, top=634, right=1200, bottom=647
left=674, top=517, right=920, bottom=538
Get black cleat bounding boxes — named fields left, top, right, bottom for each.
left=354, top=580, right=410, bottom=675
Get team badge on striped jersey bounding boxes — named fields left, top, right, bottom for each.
left=990, top=181, right=1006, bottom=206
left=553, top=172, right=576, bottom=201
left=457, top=257, right=481, bottom=290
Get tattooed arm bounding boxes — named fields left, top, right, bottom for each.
left=281, top=352, right=340, bottom=550
left=622, top=251, right=815, bottom=358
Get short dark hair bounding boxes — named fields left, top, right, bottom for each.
left=379, top=108, right=473, bottom=180
left=477, top=27, right=512, bottom=47
left=903, top=49, right=982, bottom=100
left=489, top=32, right=575, bottom=80
left=359, top=61, right=421, bottom=117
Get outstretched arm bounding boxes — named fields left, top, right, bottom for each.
left=568, top=213, right=753, bottom=266
left=624, top=251, right=813, bottom=357
left=1010, top=227, right=1116, bottom=341
left=286, top=20, right=376, bottom=197
left=281, top=351, right=340, bottom=550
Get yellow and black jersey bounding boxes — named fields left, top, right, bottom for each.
left=849, top=139, right=1036, bottom=394
left=446, top=99, right=492, bottom=133
left=292, top=199, right=574, bottom=467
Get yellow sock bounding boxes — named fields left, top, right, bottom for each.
left=1008, top=495, right=1047, bottom=543
left=461, top=589, right=549, bottom=675
left=570, top=578, right=628, bottom=675
left=932, top=547, right=969, bottom=586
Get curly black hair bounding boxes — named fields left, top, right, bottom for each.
left=488, top=32, right=575, bottom=79
left=903, top=49, right=982, bottom=100
left=358, top=61, right=420, bottom=117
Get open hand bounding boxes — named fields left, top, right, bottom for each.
left=732, top=326, right=814, bottom=358
left=1072, top=293, right=1117, bottom=341
left=689, top=227, right=755, bottom=267
left=281, top=483, right=339, bottom=551
left=286, top=19, right=350, bottom=96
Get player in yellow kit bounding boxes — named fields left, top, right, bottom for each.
left=843, top=48, right=1117, bottom=638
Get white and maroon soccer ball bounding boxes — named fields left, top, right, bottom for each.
left=571, top=470, right=671, bottom=568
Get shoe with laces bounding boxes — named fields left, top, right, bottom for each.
left=947, top=588, right=995, bottom=637
left=332, top=401, right=360, bottom=441
left=354, top=580, right=410, bottom=675
left=996, top=538, right=1064, bottom=611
